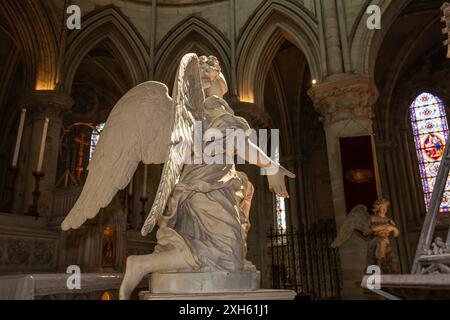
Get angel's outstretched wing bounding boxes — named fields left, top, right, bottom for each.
left=141, top=53, right=205, bottom=236
left=61, top=81, right=173, bottom=231
left=331, top=205, right=372, bottom=248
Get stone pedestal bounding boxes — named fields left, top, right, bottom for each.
left=141, top=271, right=295, bottom=300
left=150, top=271, right=260, bottom=294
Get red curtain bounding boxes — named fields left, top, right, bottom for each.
left=339, top=136, right=379, bottom=213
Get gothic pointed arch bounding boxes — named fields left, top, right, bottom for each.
left=154, top=16, right=231, bottom=87
left=0, top=0, right=60, bottom=91
left=62, top=6, right=149, bottom=94
left=350, top=0, right=411, bottom=76
left=237, top=0, right=321, bottom=107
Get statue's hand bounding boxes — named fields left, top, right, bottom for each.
left=267, top=166, right=296, bottom=198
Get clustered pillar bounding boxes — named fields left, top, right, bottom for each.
left=308, top=75, right=380, bottom=299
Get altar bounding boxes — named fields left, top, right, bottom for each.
left=0, top=273, right=148, bottom=300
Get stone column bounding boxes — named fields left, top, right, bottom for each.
left=15, top=91, right=73, bottom=218
left=321, top=0, right=344, bottom=76
left=308, top=75, right=379, bottom=299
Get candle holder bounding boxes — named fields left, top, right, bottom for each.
left=27, top=171, right=45, bottom=219
left=0, top=166, right=20, bottom=212
left=139, top=196, right=148, bottom=230
left=127, top=193, right=134, bottom=230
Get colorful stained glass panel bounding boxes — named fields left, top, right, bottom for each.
left=411, top=92, right=442, bottom=108
left=275, top=196, right=287, bottom=230
left=89, top=123, right=105, bottom=161
left=410, top=92, right=449, bottom=213
left=414, top=118, right=448, bottom=135
left=411, top=103, right=443, bottom=121
left=420, top=162, right=441, bottom=178
left=415, top=132, right=448, bottom=163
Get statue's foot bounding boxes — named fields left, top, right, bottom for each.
left=119, top=255, right=146, bottom=300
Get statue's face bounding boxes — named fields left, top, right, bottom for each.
left=200, top=67, right=219, bottom=90
left=374, top=201, right=389, bottom=216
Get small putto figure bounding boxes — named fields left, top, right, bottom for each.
left=331, top=198, right=399, bottom=274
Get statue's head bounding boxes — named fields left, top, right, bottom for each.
left=442, top=2, right=450, bottom=13
left=199, top=55, right=228, bottom=98
left=372, top=198, right=390, bottom=216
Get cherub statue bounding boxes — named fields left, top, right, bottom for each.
left=61, top=54, right=295, bottom=299
left=331, top=198, right=399, bottom=274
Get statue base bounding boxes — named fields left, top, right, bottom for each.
left=150, top=271, right=261, bottom=294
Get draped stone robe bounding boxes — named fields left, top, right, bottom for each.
left=154, top=97, right=252, bottom=272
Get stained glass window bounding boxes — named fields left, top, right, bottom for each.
left=410, top=92, right=450, bottom=212
left=275, top=195, right=287, bottom=230
left=89, top=123, right=105, bottom=161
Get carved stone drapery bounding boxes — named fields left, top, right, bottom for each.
left=307, top=76, right=379, bottom=125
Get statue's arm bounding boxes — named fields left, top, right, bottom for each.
left=237, top=137, right=278, bottom=170
left=237, top=137, right=296, bottom=198
left=391, top=225, right=400, bottom=238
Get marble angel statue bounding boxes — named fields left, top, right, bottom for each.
left=61, top=53, right=295, bottom=299
left=331, top=198, right=399, bottom=274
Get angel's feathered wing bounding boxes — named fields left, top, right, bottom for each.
left=61, top=53, right=204, bottom=233
left=331, top=204, right=372, bottom=248
left=61, top=81, right=173, bottom=231
left=141, top=53, right=205, bottom=236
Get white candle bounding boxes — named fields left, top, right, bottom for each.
left=37, top=117, right=50, bottom=172
left=128, top=176, right=133, bottom=196
left=142, top=165, right=148, bottom=197
left=12, top=108, right=26, bottom=167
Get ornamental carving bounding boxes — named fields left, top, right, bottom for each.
left=32, top=241, right=55, bottom=266
left=23, top=92, right=74, bottom=119
left=307, top=76, right=379, bottom=125
left=7, top=239, right=31, bottom=265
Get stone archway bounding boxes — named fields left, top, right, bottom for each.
left=62, top=6, right=148, bottom=94
left=237, top=0, right=321, bottom=107
left=154, top=16, right=231, bottom=90
left=350, top=0, right=412, bottom=76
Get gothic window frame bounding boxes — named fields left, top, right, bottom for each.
left=89, top=122, right=106, bottom=161
left=409, top=91, right=450, bottom=213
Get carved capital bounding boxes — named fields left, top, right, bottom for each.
left=24, top=91, right=74, bottom=120
left=307, top=76, right=379, bottom=125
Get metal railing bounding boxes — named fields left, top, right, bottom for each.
left=268, top=219, right=343, bottom=299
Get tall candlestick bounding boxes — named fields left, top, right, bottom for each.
left=12, top=108, right=26, bottom=167
left=142, top=165, right=148, bottom=197
left=37, top=117, right=50, bottom=172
